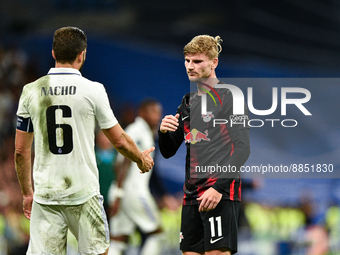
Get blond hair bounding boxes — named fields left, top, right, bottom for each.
left=183, top=35, right=222, bottom=59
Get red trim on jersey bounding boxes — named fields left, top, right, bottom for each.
left=220, top=124, right=231, bottom=145
left=230, top=143, right=235, bottom=156
left=197, top=178, right=217, bottom=203
left=238, top=178, right=242, bottom=200
left=197, top=186, right=205, bottom=200
left=230, top=180, right=235, bottom=201
left=183, top=120, right=190, bottom=135
left=182, top=114, right=189, bottom=205
left=183, top=188, right=187, bottom=205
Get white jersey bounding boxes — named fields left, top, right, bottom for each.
left=16, top=68, right=118, bottom=205
left=116, top=116, right=155, bottom=192
left=109, top=116, right=160, bottom=235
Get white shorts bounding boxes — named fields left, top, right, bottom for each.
left=108, top=184, right=161, bottom=236
left=27, top=195, right=110, bottom=255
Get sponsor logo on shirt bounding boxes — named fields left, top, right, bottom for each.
left=185, top=128, right=210, bottom=144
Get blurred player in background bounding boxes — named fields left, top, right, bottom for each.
left=14, top=26, right=154, bottom=255
left=108, top=99, right=164, bottom=255
left=158, top=35, right=250, bottom=254
left=96, top=130, right=117, bottom=219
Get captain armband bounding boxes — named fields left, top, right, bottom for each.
left=16, top=116, right=34, bottom=132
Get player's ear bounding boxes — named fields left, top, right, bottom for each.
left=82, top=49, right=86, bottom=61
left=212, top=58, right=218, bottom=69
left=78, top=50, right=86, bottom=63
left=52, top=50, right=56, bottom=60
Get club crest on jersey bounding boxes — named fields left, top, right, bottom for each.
left=185, top=128, right=210, bottom=144
left=202, top=111, right=214, bottom=122
left=180, top=232, right=184, bottom=243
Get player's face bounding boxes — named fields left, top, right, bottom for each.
left=142, top=104, right=162, bottom=132
left=185, top=53, right=216, bottom=82
left=146, top=104, right=162, bottom=129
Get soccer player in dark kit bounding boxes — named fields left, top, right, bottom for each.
left=158, top=35, right=250, bottom=255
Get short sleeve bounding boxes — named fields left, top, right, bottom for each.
left=16, top=86, right=30, bottom=118
left=94, top=84, right=118, bottom=129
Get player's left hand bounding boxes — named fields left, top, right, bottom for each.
left=197, top=187, right=222, bottom=212
left=23, top=194, right=34, bottom=220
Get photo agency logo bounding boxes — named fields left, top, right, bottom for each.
left=199, top=82, right=312, bottom=128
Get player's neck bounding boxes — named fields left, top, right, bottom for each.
left=197, top=77, right=219, bottom=95
left=55, top=62, right=79, bottom=70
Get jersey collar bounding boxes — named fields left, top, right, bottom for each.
left=47, top=68, right=82, bottom=76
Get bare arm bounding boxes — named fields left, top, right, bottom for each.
left=14, top=129, right=34, bottom=219
left=102, top=124, right=154, bottom=173
left=115, top=157, right=131, bottom=188
left=109, top=157, right=131, bottom=217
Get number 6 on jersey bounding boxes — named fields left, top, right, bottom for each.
left=46, top=105, right=73, bottom=155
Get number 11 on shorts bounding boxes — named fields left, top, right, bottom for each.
left=209, top=216, right=222, bottom=238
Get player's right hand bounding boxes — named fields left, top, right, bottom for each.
left=109, top=198, right=121, bottom=217
left=197, top=187, right=222, bottom=212
left=159, top=113, right=179, bottom=133
left=137, top=147, right=155, bottom=173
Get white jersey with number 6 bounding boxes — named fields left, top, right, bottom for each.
left=16, top=68, right=118, bottom=205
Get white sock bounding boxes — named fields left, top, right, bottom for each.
left=140, top=233, right=165, bottom=255
left=108, top=240, right=127, bottom=255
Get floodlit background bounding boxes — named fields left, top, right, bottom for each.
left=0, top=1, right=340, bottom=254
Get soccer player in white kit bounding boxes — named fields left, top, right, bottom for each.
left=14, top=27, right=155, bottom=255
left=108, top=99, right=164, bottom=255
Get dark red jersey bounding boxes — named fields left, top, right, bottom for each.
left=159, top=86, right=250, bottom=205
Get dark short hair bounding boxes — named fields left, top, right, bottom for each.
left=139, top=98, right=161, bottom=110
left=52, top=27, right=87, bottom=64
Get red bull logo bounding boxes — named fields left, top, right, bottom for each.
left=185, top=128, right=210, bottom=144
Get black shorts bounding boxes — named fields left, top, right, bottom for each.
left=180, top=200, right=240, bottom=254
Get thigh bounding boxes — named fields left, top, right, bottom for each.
left=27, top=201, right=68, bottom=255
left=202, top=200, right=240, bottom=254
left=109, top=206, right=135, bottom=236
left=123, top=192, right=161, bottom=233
left=65, top=195, right=110, bottom=255
left=180, top=205, right=205, bottom=253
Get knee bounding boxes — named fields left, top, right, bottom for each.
left=111, top=235, right=129, bottom=243
left=147, top=227, right=163, bottom=235
left=205, top=248, right=231, bottom=255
